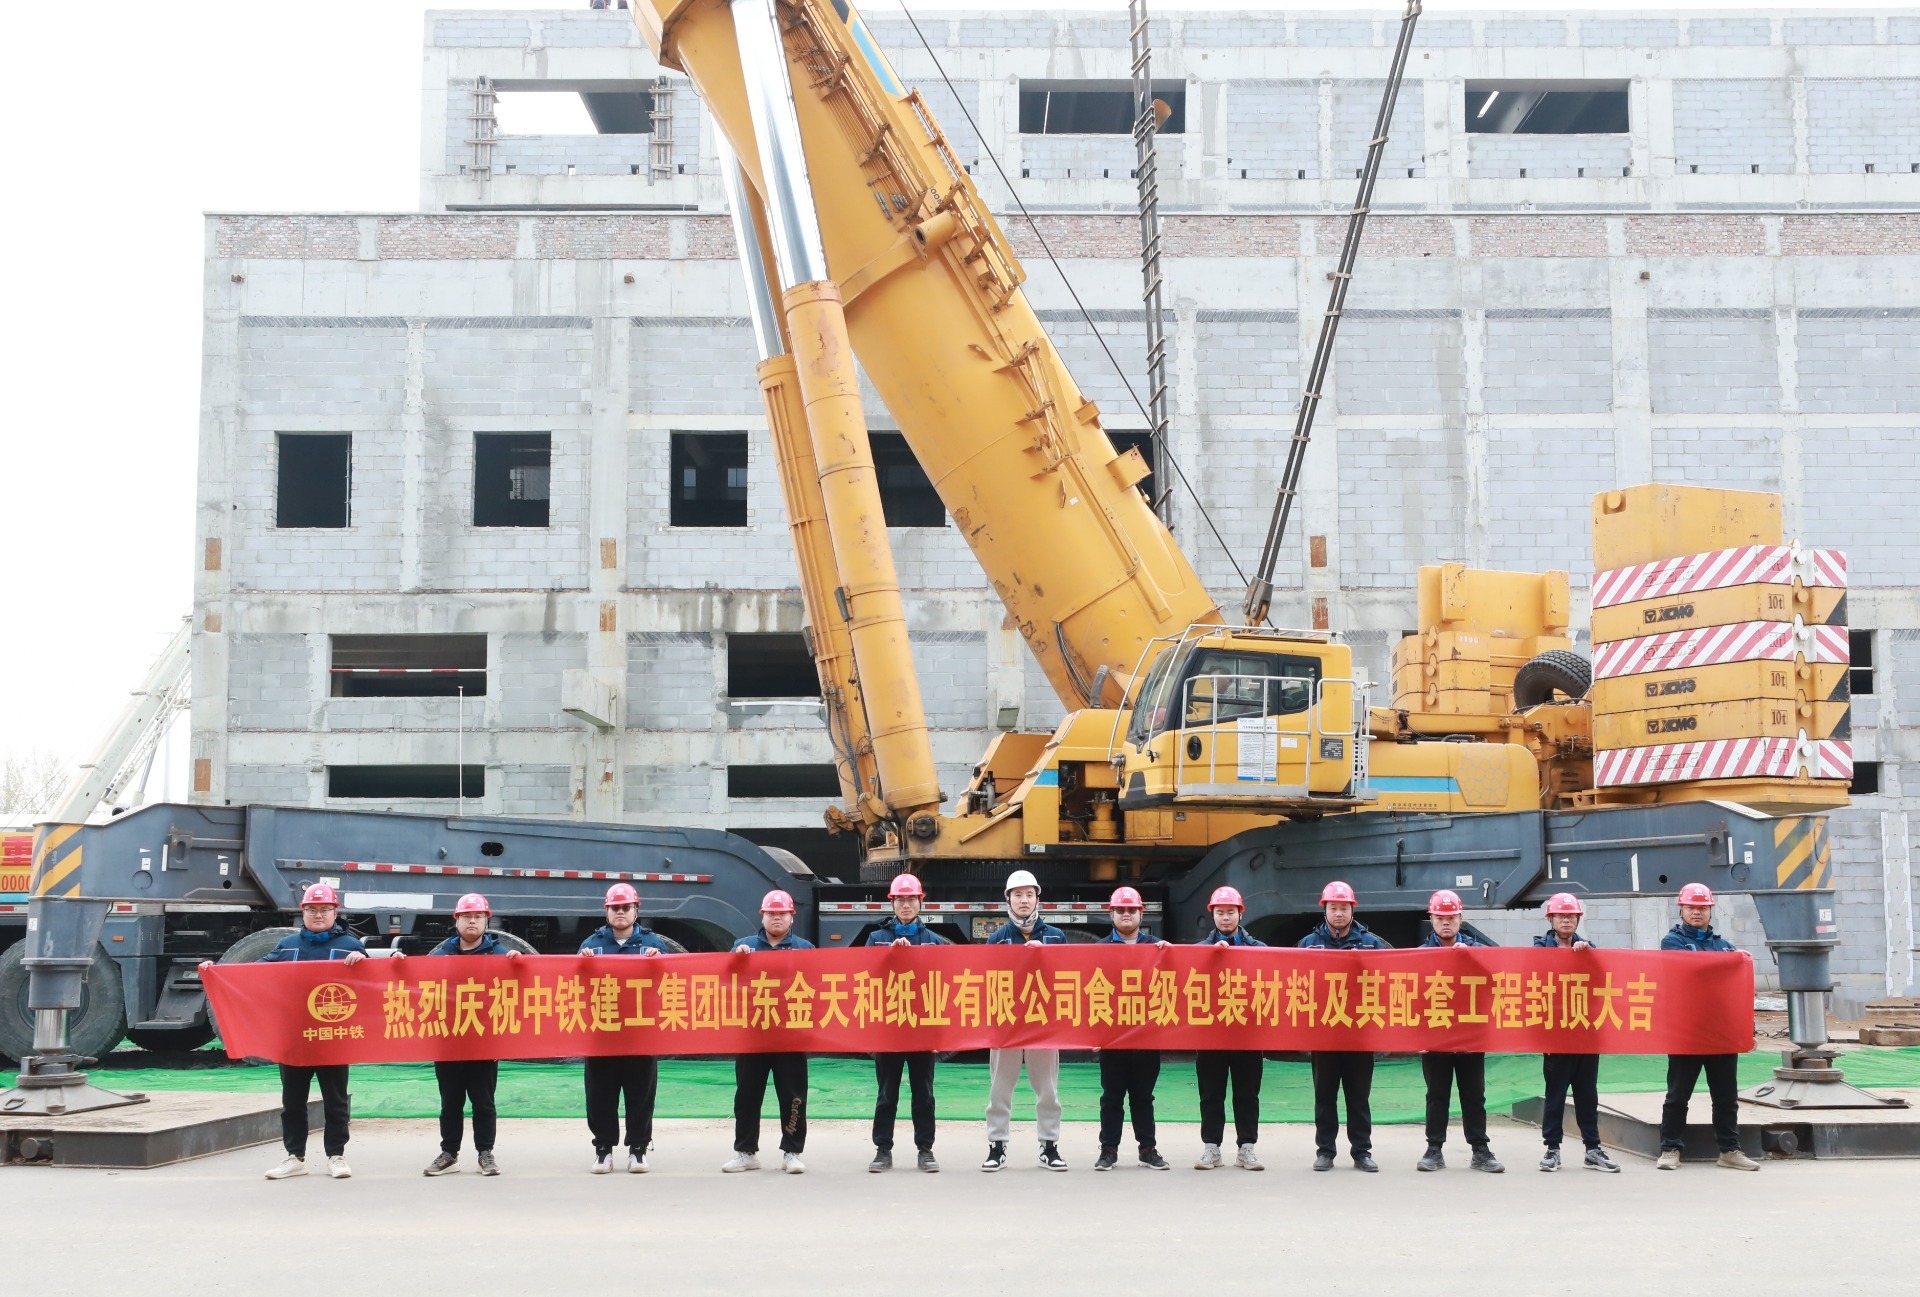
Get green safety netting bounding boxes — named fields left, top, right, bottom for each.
left=7, top=1048, right=1918, bottom=1122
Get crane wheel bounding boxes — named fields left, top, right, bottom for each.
left=0, top=940, right=128, bottom=1065
left=1513, top=649, right=1593, bottom=709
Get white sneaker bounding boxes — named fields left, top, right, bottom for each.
left=326, top=1155, right=352, bottom=1179
left=721, top=1151, right=760, bottom=1173
left=782, top=1152, right=806, bottom=1175
left=1656, top=1148, right=1682, bottom=1171
left=626, top=1149, right=649, bottom=1174
left=264, top=1154, right=306, bottom=1180
left=591, top=1151, right=613, bottom=1174
left=1236, top=1143, right=1264, bottom=1171
left=1194, top=1143, right=1224, bottom=1169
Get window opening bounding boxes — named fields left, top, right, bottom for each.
left=330, top=635, right=487, bottom=699
left=670, top=432, right=749, bottom=527
left=1848, top=630, right=1874, bottom=698
left=726, top=764, right=842, bottom=798
left=1849, top=762, right=1880, bottom=797
left=727, top=633, right=821, bottom=699
left=1466, top=83, right=1629, bottom=134
left=474, top=433, right=551, bottom=528
left=870, top=432, right=945, bottom=527
left=328, top=765, right=485, bottom=799
left=276, top=433, right=352, bottom=529
left=1020, top=81, right=1186, bottom=135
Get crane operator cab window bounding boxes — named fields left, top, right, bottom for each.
left=1126, top=645, right=1323, bottom=745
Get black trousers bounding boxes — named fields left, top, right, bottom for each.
left=734, top=1053, right=808, bottom=1154
left=1660, top=1053, right=1741, bottom=1153
left=1541, top=1053, right=1601, bottom=1150
left=280, top=1064, right=350, bottom=1158
left=584, top=1055, right=658, bottom=1153
left=434, top=1059, right=499, bottom=1154
left=1195, top=1050, right=1263, bottom=1147
left=1311, top=1051, right=1375, bottom=1157
left=1421, top=1052, right=1488, bottom=1149
left=872, top=1052, right=937, bottom=1152
left=1097, top=1049, right=1161, bottom=1151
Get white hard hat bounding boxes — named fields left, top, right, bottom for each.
left=1004, top=868, right=1041, bottom=896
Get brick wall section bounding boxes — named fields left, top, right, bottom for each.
left=226, top=765, right=313, bottom=806
left=496, top=633, right=586, bottom=729
left=1224, top=82, right=1320, bottom=180
left=534, top=217, right=672, bottom=259
left=1808, top=80, right=1920, bottom=173
left=227, top=634, right=312, bottom=729
left=378, top=216, right=519, bottom=260
left=1795, top=313, right=1920, bottom=413
left=1164, top=216, right=1300, bottom=258
left=499, top=765, right=574, bottom=816
left=1333, top=81, right=1427, bottom=178
left=1648, top=315, right=1782, bottom=415
left=1482, top=313, right=1613, bottom=415
left=1338, top=426, right=1465, bottom=586
left=1005, top=216, right=1141, bottom=260
left=238, top=324, right=409, bottom=418
left=1672, top=81, right=1796, bottom=176
left=910, top=632, right=989, bottom=729
left=1469, top=216, right=1608, bottom=258
left=1801, top=427, right=1920, bottom=586
left=627, top=633, right=716, bottom=730
left=1651, top=429, right=1784, bottom=495
left=216, top=216, right=359, bottom=259
left=1623, top=215, right=1767, bottom=257
left=1320, top=215, right=1453, bottom=258
left=1780, top=215, right=1920, bottom=256
left=1468, top=134, right=1633, bottom=181
left=629, top=324, right=761, bottom=417
left=623, top=764, right=712, bottom=816
left=423, top=326, right=592, bottom=419
left=1484, top=426, right=1613, bottom=583
left=1335, top=315, right=1464, bottom=417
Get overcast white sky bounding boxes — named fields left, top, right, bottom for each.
left=0, top=0, right=1884, bottom=795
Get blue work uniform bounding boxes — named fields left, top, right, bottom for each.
left=730, top=928, right=815, bottom=1155
left=1534, top=928, right=1603, bottom=1151
left=578, top=923, right=671, bottom=1156
left=1418, top=931, right=1494, bottom=1152
left=1658, top=922, right=1745, bottom=1155
left=1197, top=925, right=1268, bottom=1149
left=866, top=918, right=943, bottom=1153
left=428, top=929, right=513, bottom=1155
left=1298, top=922, right=1389, bottom=1160
left=260, top=923, right=366, bottom=1159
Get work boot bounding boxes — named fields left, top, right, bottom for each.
left=1039, top=1141, right=1068, bottom=1171
left=1656, top=1147, right=1682, bottom=1171
left=1417, top=1145, right=1445, bottom=1172
left=477, top=1150, right=500, bottom=1176
left=721, top=1151, right=760, bottom=1173
left=981, top=1141, right=1007, bottom=1172
left=1094, top=1146, right=1118, bottom=1172
left=917, top=1149, right=939, bottom=1173
left=591, top=1148, right=613, bottom=1175
left=626, top=1148, right=648, bottom=1174
left=326, top=1155, right=352, bottom=1179
left=868, top=1148, right=893, bottom=1173
left=1353, top=1153, right=1379, bottom=1173
left=1236, top=1143, right=1264, bottom=1171
left=1538, top=1147, right=1561, bottom=1172
left=1470, top=1145, right=1504, bottom=1173
left=264, top=1154, right=307, bottom=1180
left=1139, top=1147, right=1170, bottom=1170
left=782, top=1152, right=806, bottom=1175
left=1312, top=1152, right=1335, bottom=1172
left=423, top=1151, right=460, bottom=1177
left=1194, top=1142, right=1224, bottom=1169
left=1584, top=1147, right=1621, bottom=1174
left=1716, top=1149, right=1761, bottom=1171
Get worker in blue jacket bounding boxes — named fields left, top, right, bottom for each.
left=421, top=892, right=518, bottom=1179
left=1656, top=884, right=1761, bottom=1173
left=579, top=882, right=670, bottom=1174
left=1193, top=885, right=1268, bottom=1170
left=228, top=882, right=367, bottom=1182
left=983, top=869, right=1068, bottom=1172
left=723, top=890, right=815, bottom=1175
left=1094, top=886, right=1171, bottom=1171
left=1532, top=893, right=1620, bottom=1174
left=866, top=873, right=945, bottom=1173
left=1299, top=880, right=1389, bottom=1172
left=1416, top=890, right=1503, bottom=1173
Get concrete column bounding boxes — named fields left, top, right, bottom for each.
left=1316, top=79, right=1334, bottom=183
left=1774, top=303, right=1804, bottom=537
left=400, top=322, right=426, bottom=593
left=1644, top=75, right=1675, bottom=178
left=583, top=267, right=631, bottom=823
left=1629, top=77, right=1656, bottom=179
left=1296, top=221, right=1340, bottom=629
left=1884, top=809, right=1916, bottom=996
left=1606, top=228, right=1654, bottom=488
left=1790, top=75, right=1810, bottom=176
left=1458, top=261, right=1490, bottom=569
left=192, top=245, right=240, bottom=806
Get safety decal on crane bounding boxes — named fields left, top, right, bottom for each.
left=1592, top=620, right=1848, bottom=680
left=1593, top=736, right=1852, bottom=788
left=1592, top=544, right=1847, bottom=609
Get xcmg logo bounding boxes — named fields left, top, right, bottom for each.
left=1646, top=716, right=1699, bottom=734
left=1642, top=602, right=1696, bottom=624
left=1645, top=678, right=1697, bottom=698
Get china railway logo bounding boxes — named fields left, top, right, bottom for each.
left=307, top=983, right=358, bottom=1024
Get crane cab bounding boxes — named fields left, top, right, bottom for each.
left=1115, top=626, right=1374, bottom=813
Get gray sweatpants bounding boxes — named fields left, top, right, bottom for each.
left=985, top=1047, right=1061, bottom=1143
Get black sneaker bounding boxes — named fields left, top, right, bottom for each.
left=868, top=1148, right=892, bottom=1173
left=1470, top=1145, right=1505, bottom=1173
left=1138, top=1146, right=1170, bottom=1170
left=1353, top=1153, right=1379, bottom=1173
left=1538, top=1147, right=1562, bottom=1172
left=1417, top=1146, right=1445, bottom=1172
left=917, top=1149, right=939, bottom=1173
left=981, top=1141, right=1007, bottom=1172
left=1584, top=1147, right=1621, bottom=1174
left=1313, top=1152, right=1335, bottom=1172
left=1039, top=1141, right=1068, bottom=1171
left=1094, top=1146, right=1118, bottom=1172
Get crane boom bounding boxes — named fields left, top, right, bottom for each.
left=636, top=0, right=1220, bottom=712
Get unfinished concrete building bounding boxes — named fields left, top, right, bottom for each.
left=193, top=8, right=1919, bottom=1005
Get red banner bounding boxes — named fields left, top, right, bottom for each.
left=205, top=945, right=1754, bottom=1066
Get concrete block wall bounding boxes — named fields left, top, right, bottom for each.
left=1336, top=314, right=1465, bottom=418
left=909, top=631, right=989, bottom=729
left=421, top=424, right=591, bottom=591
left=1482, top=312, right=1612, bottom=416
left=1651, top=428, right=1784, bottom=494
left=227, top=634, right=311, bottom=730
left=1468, top=133, right=1634, bottom=180
left=496, top=632, right=586, bottom=728
left=1484, top=427, right=1614, bottom=581
left=1338, top=426, right=1465, bottom=586
left=626, top=632, right=716, bottom=730
left=1672, top=80, right=1795, bottom=175
left=1648, top=313, right=1782, bottom=415
left=1224, top=82, right=1319, bottom=179
left=500, top=764, right=574, bottom=816
left=1800, top=426, right=1920, bottom=585
left=1809, top=80, right=1920, bottom=173
left=1795, top=311, right=1920, bottom=413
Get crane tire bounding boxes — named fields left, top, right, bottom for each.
left=1512, top=649, right=1592, bottom=708
left=0, top=941, right=128, bottom=1065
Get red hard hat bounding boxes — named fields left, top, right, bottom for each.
left=604, top=882, right=641, bottom=907
left=1544, top=892, right=1585, bottom=916
left=1427, top=889, right=1463, bottom=916
left=1107, top=886, right=1145, bottom=910
left=1319, top=881, right=1357, bottom=906
left=887, top=873, right=925, bottom=899
left=300, top=883, right=340, bottom=908
left=761, top=889, right=796, bottom=914
left=453, top=892, right=490, bottom=916
left=1207, top=885, right=1245, bottom=910
left=1677, top=883, right=1715, bottom=908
